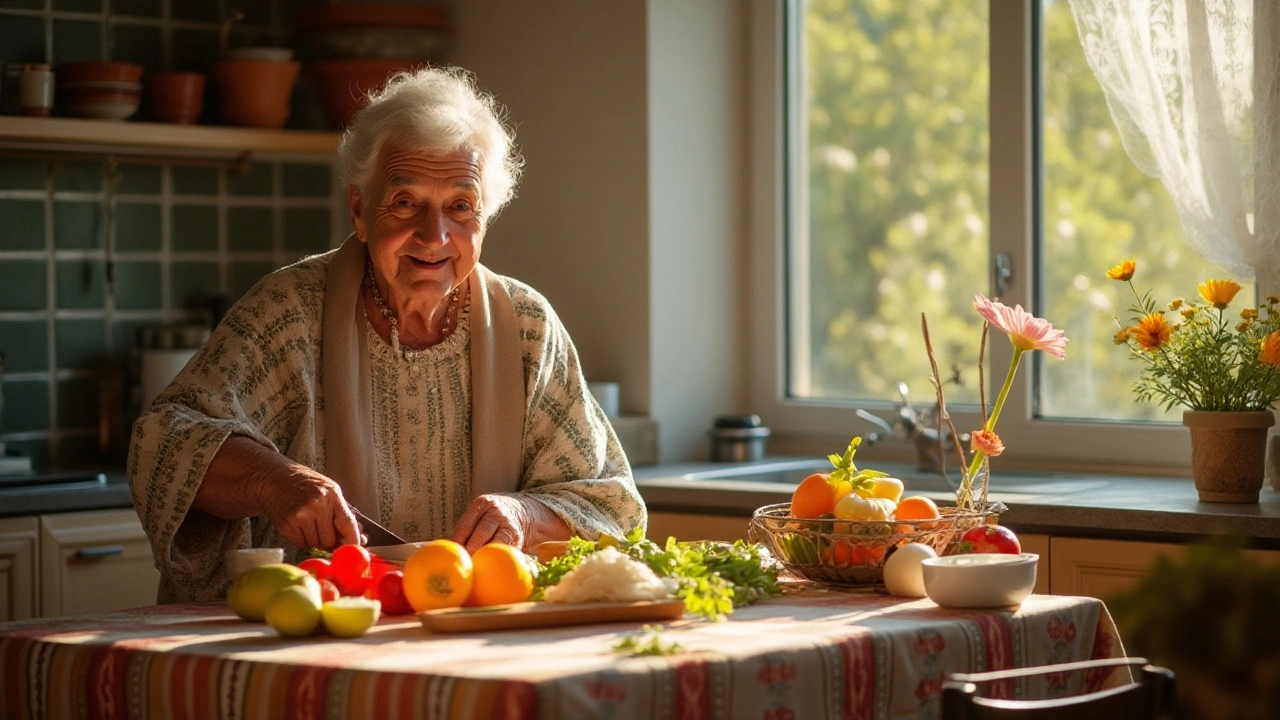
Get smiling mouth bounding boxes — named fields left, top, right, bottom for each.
left=406, top=256, right=449, bottom=269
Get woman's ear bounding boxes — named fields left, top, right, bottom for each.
left=348, top=185, right=366, bottom=242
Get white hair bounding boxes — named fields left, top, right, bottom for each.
left=335, top=66, right=523, bottom=222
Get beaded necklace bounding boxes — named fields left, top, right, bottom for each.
left=364, top=261, right=460, bottom=361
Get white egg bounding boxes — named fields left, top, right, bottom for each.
left=882, top=542, right=938, bottom=597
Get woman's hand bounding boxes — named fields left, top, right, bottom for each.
left=259, top=465, right=364, bottom=551
left=197, top=436, right=363, bottom=550
left=450, top=493, right=570, bottom=553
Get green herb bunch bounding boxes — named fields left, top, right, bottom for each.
left=532, top=527, right=781, bottom=621
left=1108, top=259, right=1280, bottom=411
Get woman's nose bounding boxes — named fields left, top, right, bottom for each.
left=415, top=206, right=450, bottom=245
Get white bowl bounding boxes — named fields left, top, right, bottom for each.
left=921, top=553, right=1038, bottom=608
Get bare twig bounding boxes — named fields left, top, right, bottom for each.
left=922, top=313, right=973, bottom=510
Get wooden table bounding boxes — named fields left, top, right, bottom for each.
left=0, top=588, right=1127, bottom=719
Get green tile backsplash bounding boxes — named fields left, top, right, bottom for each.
left=115, top=202, right=162, bottom=251
left=55, top=259, right=106, bottom=309
left=0, top=200, right=45, bottom=250
left=54, top=318, right=105, bottom=371
left=0, top=320, right=48, bottom=373
left=53, top=201, right=102, bottom=249
left=171, top=205, right=219, bottom=251
left=0, top=2, right=339, bottom=468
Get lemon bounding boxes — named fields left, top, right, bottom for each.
left=227, top=563, right=312, bottom=621
left=321, top=597, right=381, bottom=638
left=265, top=579, right=323, bottom=637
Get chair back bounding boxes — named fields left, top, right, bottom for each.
left=940, top=657, right=1175, bottom=720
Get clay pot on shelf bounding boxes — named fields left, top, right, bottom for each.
left=1183, top=410, right=1275, bottom=503
left=213, top=57, right=300, bottom=129
left=307, top=58, right=420, bottom=130
left=148, top=72, right=206, bottom=124
left=57, top=62, right=144, bottom=120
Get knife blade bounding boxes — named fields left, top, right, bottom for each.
left=348, top=505, right=408, bottom=546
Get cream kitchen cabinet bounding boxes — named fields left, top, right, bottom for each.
left=646, top=511, right=750, bottom=543
left=0, top=516, right=39, bottom=622
left=38, top=509, right=159, bottom=618
left=1048, top=536, right=1280, bottom=600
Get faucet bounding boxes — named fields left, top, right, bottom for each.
left=856, top=381, right=972, bottom=477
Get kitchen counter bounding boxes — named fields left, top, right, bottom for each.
left=8, top=458, right=1280, bottom=547
left=0, top=470, right=132, bottom=517
left=634, top=456, right=1280, bottom=548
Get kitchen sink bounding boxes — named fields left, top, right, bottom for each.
left=680, top=458, right=959, bottom=493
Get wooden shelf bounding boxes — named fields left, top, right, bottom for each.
left=0, top=116, right=339, bottom=160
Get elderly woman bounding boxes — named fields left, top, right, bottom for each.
left=129, top=67, right=646, bottom=603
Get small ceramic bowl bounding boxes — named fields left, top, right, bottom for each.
left=226, top=547, right=284, bottom=580
left=921, top=552, right=1038, bottom=608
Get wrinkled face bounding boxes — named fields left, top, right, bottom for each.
left=348, top=147, right=484, bottom=311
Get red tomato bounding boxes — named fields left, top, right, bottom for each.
left=957, top=525, right=1022, bottom=554
left=364, top=559, right=397, bottom=598
left=297, top=557, right=331, bottom=580
left=330, top=544, right=372, bottom=596
left=319, top=579, right=341, bottom=603
left=374, top=571, right=415, bottom=616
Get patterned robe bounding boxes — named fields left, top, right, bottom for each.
left=128, top=252, right=646, bottom=603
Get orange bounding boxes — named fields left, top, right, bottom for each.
left=893, top=496, right=942, bottom=533
left=465, top=543, right=534, bottom=607
left=790, top=473, right=835, bottom=518
left=402, top=539, right=473, bottom=612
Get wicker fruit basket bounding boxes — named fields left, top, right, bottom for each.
left=748, top=501, right=1006, bottom=586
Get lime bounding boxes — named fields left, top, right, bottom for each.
left=321, top=597, right=381, bottom=638
left=265, top=579, right=323, bottom=637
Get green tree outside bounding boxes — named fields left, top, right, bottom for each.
left=801, top=0, right=1245, bottom=422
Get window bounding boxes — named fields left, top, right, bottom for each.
left=750, top=0, right=1255, bottom=470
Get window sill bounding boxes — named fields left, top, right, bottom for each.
left=633, top=456, right=1280, bottom=547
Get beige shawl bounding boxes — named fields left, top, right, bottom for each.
left=320, top=236, right=526, bottom=520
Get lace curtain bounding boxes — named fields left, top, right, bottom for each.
left=1067, top=0, right=1280, bottom=287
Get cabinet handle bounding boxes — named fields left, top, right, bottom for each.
left=76, top=545, right=125, bottom=559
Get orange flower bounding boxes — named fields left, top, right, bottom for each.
left=1260, top=332, right=1280, bottom=366
left=1242, top=308, right=1258, bottom=320
left=1106, top=259, right=1136, bottom=281
left=1133, top=312, right=1171, bottom=351
left=970, top=430, right=1004, bottom=457
left=1113, top=327, right=1133, bottom=345
left=1198, top=279, right=1242, bottom=309
left=1168, top=298, right=1184, bottom=311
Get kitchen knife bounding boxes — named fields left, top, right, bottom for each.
left=348, top=505, right=408, bottom=546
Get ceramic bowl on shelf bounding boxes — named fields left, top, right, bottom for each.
left=57, top=61, right=144, bottom=84
left=921, top=552, right=1038, bottom=608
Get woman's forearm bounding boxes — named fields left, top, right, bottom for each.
left=193, top=435, right=281, bottom=519
left=195, top=435, right=362, bottom=550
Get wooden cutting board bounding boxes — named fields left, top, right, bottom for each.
left=418, top=599, right=686, bottom=633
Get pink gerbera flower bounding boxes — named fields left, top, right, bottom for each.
left=973, top=294, right=1069, bottom=360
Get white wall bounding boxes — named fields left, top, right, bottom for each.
left=449, top=0, right=653, bottom=415
left=451, top=0, right=751, bottom=462
left=646, top=0, right=750, bottom=460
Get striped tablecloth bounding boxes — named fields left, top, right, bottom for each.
left=0, top=588, right=1126, bottom=720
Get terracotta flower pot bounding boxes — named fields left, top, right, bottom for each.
left=306, top=58, right=421, bottom=129
left=149, top=72, right=206, bottom=124
left=1183, top=410, right=1275, bottom=503
left=213, top=58, right=300, bottom=129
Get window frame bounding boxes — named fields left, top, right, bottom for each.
left=748, top=0, right=1203, bottom=474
